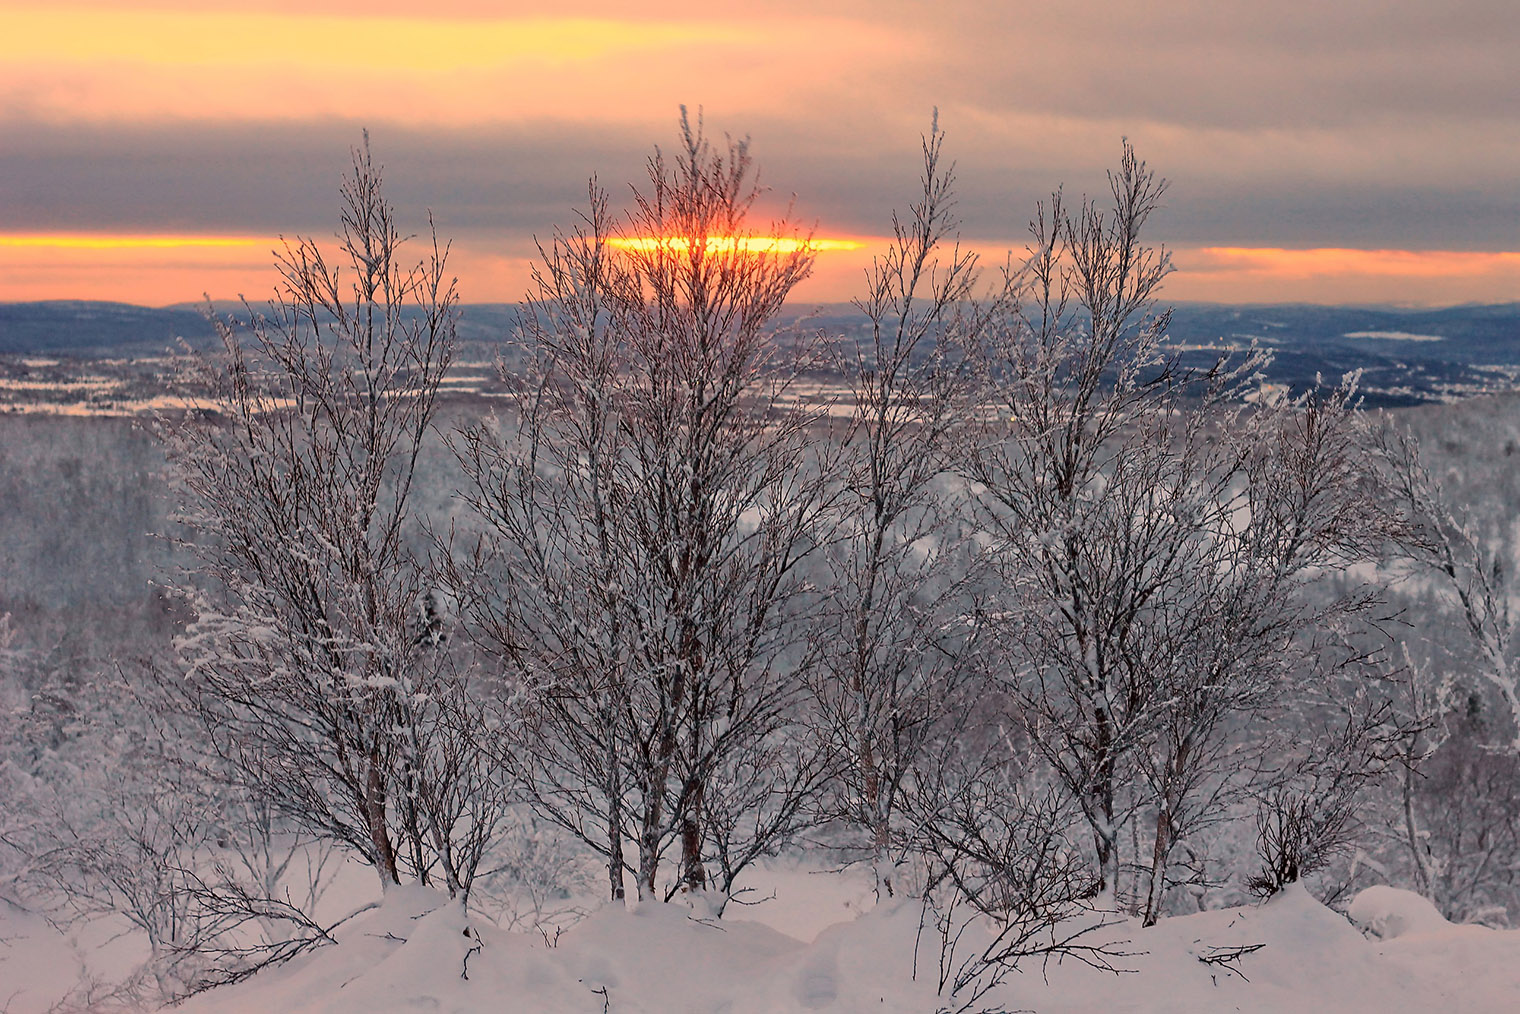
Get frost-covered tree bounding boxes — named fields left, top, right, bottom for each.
left=451, top=110, right=834, bottom=906
left=962, top=144, right=1204, bottom=899
left=812, top=119, right=989, bottom=898
left=1129, top=382, right=1395, bottom=922
left=1371, top=420, right=1520, bottom=921
left=963, top=145, right=1392, bottom=913
left=1377, top=424, right=1519, bottom=744
left=162, top=135, right=486, bottom=897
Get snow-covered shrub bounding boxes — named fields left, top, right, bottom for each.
left=468, top=807, right=601, bottom=943
left=1383, top=684, right=1520, bottom=925
left=1246, top=702, right=1390, bottom=900
left=1248, top=787, right=1356, bottom=899
left=906, top=733, right=1120, bottom=1013
left=13, top=664, right=336, bottom=996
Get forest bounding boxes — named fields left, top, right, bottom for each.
left=2, top=118, right=1519, bottom=1013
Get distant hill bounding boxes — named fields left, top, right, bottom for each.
left=0, top=301, right=529, bottom=355
left=3, top=299, right=1519, bottom=404
left=1160, top=302, right=1520, bottom=405
left=779, top=300, right=1520, bottom=405
left=0, top=301, right=219, bottom=354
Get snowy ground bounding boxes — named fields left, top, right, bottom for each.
left=4, top=864, right=1518, bottom=1013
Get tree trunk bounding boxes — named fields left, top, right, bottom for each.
left=364, top=750, right=401, bottom=888
left=637, top=791, right=662, bottom=901
left=867, top=773, right=893, bottom=899
left=680, top=778, right=707, bottom=895
left=1402, top=742, right=1434, bottom=901
left=607, top=827, right=626, bottom=902
left=606, top=746, right=626, bottom=902
left=1143, top=805, right=1170, bottom=927
left=1092, top=810, right=1118, bottom=903
left=1091, top=701, right=1119, bottom=899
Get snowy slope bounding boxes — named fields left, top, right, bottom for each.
left=155, top=880, right=1520, bottom=1014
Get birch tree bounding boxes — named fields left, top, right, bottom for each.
left=1377, top=424, right=1519, bottom=743
left=813, top=119, right=988, bottom=898
left=1130, top=382, right=1394, bottom=922
left=452, top=110, right=834, bottom=907
left=162, top=135, right=480, bottom=896
left=962, top=143, right=1194, bottom=898
left=1372, top=423, right=1520, bottom=921
left=964, top=145, right=1391, bottom=911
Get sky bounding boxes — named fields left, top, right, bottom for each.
left=2, top=0, right=1518, bottom=307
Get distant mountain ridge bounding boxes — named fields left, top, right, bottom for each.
left=4, top=299, right=1519, bottom=404
left=0, top=300, right=528, bottom=355
left=0, top=300, right=219, bottom=354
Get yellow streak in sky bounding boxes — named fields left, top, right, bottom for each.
left=607, top=237, right=862, bottom=254
left=0, top=7, right=905, bottom=125
left=0, top=9, right=761, bottom=70
left=0, top=234, right=263, bottom=250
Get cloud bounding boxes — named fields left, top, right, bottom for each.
left=930, top=0, right=1520, bottom=131
left=5, top=115, right=1513, bottom=251
left=0, top=8, right=911, bottom=128
left=2, top=1, right=1517, bottom=303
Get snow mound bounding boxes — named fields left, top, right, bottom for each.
left=175, top=885, right=587, bottom=1014
left=1348, top=886, right=1450, bottom=940
left=0, top=896, right=86, bottom=1014
left=1025, top=880, right=1416, bottom=1014
left=151, top=877, right=1520, bottom=1014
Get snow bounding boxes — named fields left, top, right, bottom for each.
left=1341, top=331, right=1446, bottom=342
left=146, top=876, right=1520, bottom=1014
left=1348, top=884, right=1451, bottom=940
left=726, top=855, right=879, bottom=941
left=168, top=884, right=935, bottom=1014
left=8, top=871, right=1520, bottom=1012
left=0, top=897, right=85, bottom=1014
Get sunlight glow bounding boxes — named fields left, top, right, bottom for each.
left=606, top=237, right=862, bottom=254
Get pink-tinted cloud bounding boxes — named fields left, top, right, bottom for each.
left=2, top=1, right=1516, bottom=305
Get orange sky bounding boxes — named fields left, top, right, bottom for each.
left=2, top=1, right=1518, bottom=307
left=9, top=237, right=1520, bottom=309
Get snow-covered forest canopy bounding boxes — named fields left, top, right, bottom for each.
left=3, top=120, right=1520, bottom=1013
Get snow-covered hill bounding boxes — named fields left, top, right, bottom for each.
left=6, top=851, right=1519, bottom=1012
left=145, top=881, right=1520, bottom=1014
